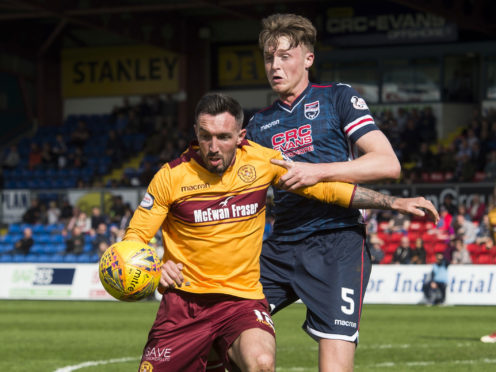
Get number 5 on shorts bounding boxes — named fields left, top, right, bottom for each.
left=341, top=288, right=355, bottom=315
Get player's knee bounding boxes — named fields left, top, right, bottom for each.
left=254, top=351, right=275, bottom=372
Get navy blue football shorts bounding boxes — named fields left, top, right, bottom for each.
left=260, top=226, right=371, bottom=344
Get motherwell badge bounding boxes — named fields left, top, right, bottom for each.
left=139, top=361, right=154, bottom=372
left=304, top=101, right=320, bottom=120
left=237, top=165, right=256, bottom=183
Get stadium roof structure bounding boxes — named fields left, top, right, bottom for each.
left=0, top=0, right=495, bottom=59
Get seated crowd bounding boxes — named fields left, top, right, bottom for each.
left=0, top=195, right=163, bottom=263
left=366, top=188, right=496, bottom=265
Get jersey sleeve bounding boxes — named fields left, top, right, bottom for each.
left=333, top=83, right=379, bottom=144
left=269, top=148, right=356, bottom=208
left=124, top=167, right=171, bottom=243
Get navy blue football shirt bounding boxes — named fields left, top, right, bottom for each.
left=246, top=82, right=379, bottom=241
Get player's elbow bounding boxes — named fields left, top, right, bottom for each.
left=387, top=158, right=401, bottom=180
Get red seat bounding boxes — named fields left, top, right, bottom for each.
left=422, top=232, right=436, bottom=243
left=383, top=254, right=393, bottom=264
left=409, top=221, right=423, bottom=231
left=378, top=222, right=389, bottom=232
left=433, top=242, right=447, bottom=253
left=389, top=233, right=403, bottom=243
left=408, top=231, right=421, bottom=241
left=430, top=172, right=445, bottom=182
left=426, top=253, right=437, bottom=263
left=466, top=243, right=481, bottom=254
left=385, top=243, right=397, bottom=254
left=473, top=171, right=486, bottom=182
left=476, top=255, right=491, bottom=264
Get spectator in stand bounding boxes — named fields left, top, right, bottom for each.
left=2, top=144, right=21, bottom=170
left=451, top=237, right=472, bottom=264
left=118, top=204, right=134, bottom=231
left=442, top=194, right=458, bottom=216
left=90, top=206, right=107, bottom=231
left=51, top=134, right=68, bottom=169
left=368, top=234, right=385, bottom=264
left=64, top=226, right=85, bottom=255
left=484, top=150, right=496, bottom=181
left=387, top=211, right=411, bottom=234
left=109, top=195, right=126, bottom=224
left=410, top=237, right=427, bottom=264
left=92, top=222, right=111, bottom=257
left=455, top=153, right=476, bottom=182
left=453, top=213, right=477, bottom=244
left=22, top=198, right=41, bottom=224
left=70, top=147, right=86, bottom=169
left=456, top=204, right=471, bottom=220
left=365, top=210, right=379, bottom=235
left=422, top=252, right=448, bottom=306
left=468, top=195, right=486, bottom=223
left=60, top=199, right=74, bottom=223
left=66, top=210, right=91, bottom=235
left=28, top=143, right=42, bottom=170
left=475, top=214, right=494, bottom=248
left=46, top=201, right=61, bottom=225
left=412, top=142, right=436, bottom=173
left=392, top=236, right=411, bottom=264
left=106, top=129, right=125, bottom=167
left=70, top=120, right=90, bottom=148
left=2, top=227, right=34, bottom=256
left=139, top=161, right=155, bottom=187
left=40, top=142, right=54, bottom=168
left=438, top=143, right=458, bottom=175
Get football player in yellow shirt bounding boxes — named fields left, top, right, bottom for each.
left=128, top=92, right=438, bottom=372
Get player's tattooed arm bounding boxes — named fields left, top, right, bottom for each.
left=352, top=186, right=440, bottom=223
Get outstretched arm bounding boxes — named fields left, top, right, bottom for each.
left=352, top=187, right=439, bottom=223
left=271, top=158, right=439, bottom=223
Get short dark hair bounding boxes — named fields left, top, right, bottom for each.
left=194, top=93, right=244, bottom=128
left=259, top=13, right=317, bottom=52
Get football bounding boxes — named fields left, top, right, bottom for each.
left=99, top=240, right=162, bottom=302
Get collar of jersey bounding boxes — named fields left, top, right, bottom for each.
left=276, top=82, right=312, bottom=113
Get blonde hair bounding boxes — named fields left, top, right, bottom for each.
left=259, top=13, right=316, bottom=52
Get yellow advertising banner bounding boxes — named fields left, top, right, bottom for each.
left=62, top=45, right=180, bottom=97
left=217, top=45, right=267, bottom=87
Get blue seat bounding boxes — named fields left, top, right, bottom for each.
left=25, top=253, right=38, bottom=262
left=31, top=244, right=45, bottom=254
left=8, top=224, right=22, bottom=234
left=50, top=254, right=65, bottom=263
left=4, top=235, right=21, bottom=244
left=77, top=253, right=91, bottom=262
left=13, top=254, right=27, bottom=262
left=0, top=255, right=12, bottom=262
left=33, top=224, right=49, bottom=234
left=63, top=253, right=78, bottom=262
left=49, top=235, right=64, bottom=244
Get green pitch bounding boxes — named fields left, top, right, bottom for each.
left=0, top=300, right=495, bottom=371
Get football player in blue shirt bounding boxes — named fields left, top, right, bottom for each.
left=245, top=13, right=401, bottom=372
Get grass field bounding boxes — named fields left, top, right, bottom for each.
left=1, top=300, right=495, bottom=371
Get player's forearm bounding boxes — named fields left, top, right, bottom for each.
left=351, top=186, right=398, bottom=210
left=319, top=153, right=401, bottom=184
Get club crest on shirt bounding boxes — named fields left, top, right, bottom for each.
left=304, top=101, right=320, bottom=120
left=351, top=96, right=368, bottom=110
left=139, top=361, right=154, bottom=371
left=237, top=164, right=256, bottom=183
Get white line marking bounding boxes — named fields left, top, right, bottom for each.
left=53, top=357, right=140, bottom=372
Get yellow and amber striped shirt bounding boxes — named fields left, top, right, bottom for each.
left=125, top=139, right=355, bottom=299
